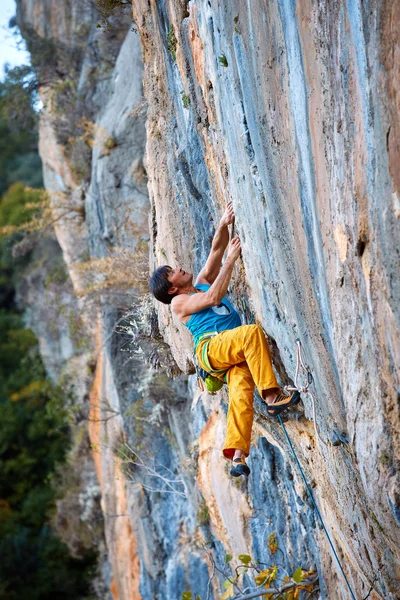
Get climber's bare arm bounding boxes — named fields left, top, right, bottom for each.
left=173, top=237, right=241, bottom=319
left=195, top=202, right=235, bottom=285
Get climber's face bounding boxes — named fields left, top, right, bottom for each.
left=167, top=266, right=192, bottom=293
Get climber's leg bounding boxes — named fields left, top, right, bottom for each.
left=223, top=361, right=255, bottom=460
left=206, top=324, right=279, bottom=396
left=204, top=324, right=300, bottom=417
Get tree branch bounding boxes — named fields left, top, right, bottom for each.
left=232, top=576, right=319, bottom=600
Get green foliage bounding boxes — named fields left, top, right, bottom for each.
left=6, top=152, right=43, bottom=191
left=292, top=567, right=304, bottom=583
left=104, top=136, right=117, bottom=150
left=0, top=52, right=96, bottom=593
left=96, top=0, right=133, bottom=30
left=0, top=530, right=96, bottom=600
left=0, top=65, right=38, bottom=132
left=181, top=592, right=200, bottom=600
left=44, top=264, right=69, bottom=288
left=50, top=79, right=76, bottom=116
left=189, top=550, right=318, bottom=600
left=224, top=553, right=233, bottom=563
left=221, top=579, right=235, bottom=600
left=218, top=54, right=228, bottom=67
left=0, top=311, right=97, bottom=598
left=379, top=452, right=389, bottom=466
left=196, top=499, right=210, bottom=527
left=180, top=90, right=190, bottom=109
left=15, top=24, right=59, bottom=86
left=0, top=183, right=44, bottom=306
left=267, top=530, right=278, bottom=555
left=167, top=26, right=177, bottom=60
left=0, top=182, right=42, bottom=230
left=0, top=66, right=42, bottom=196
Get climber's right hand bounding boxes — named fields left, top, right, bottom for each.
left=227, top=236, right=241, bottom=261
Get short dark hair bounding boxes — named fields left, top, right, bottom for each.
left=149, top=265, right=178, bottom=304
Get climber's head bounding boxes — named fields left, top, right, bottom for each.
left=149, top=265, right=192, bottom=304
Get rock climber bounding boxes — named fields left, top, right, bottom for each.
left=149, top=202, right=300, bottom=477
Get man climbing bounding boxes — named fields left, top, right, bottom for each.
left=149, top=202, right=300, bottom=477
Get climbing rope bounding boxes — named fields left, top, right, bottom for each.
left=278, top=414, right=358, bottom=600
left=279, top=339, right=378, bottom=599
left=283, top=339, right=326, bottom=446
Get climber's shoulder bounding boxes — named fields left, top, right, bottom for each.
left=171, top=288, right=214, bottom=320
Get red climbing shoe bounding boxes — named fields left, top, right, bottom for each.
left=230, top=456, right=250, bottom=477
left=266, top=390, right=300, bottom=417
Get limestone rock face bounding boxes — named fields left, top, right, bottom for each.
left=133, top=0, right=400, bottom=598
left=16, top=0, right=400, bottom=599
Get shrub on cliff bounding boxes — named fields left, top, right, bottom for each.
left=95, top=0, right=133, bottom=30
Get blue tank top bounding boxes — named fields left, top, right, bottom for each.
left=184, top=284, right=241, bottom=347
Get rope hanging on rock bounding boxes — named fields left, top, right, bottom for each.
left=280, top=339, right=379, bottom=600
left=278, top=414, right=359, bottom=600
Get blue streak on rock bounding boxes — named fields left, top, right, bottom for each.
left=277, top=0, right=334, bottom=346
left=346, top=0, right=376, bottom=198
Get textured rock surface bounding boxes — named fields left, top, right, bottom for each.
left=16, top=0, right=400, bottom=599
left=133, top=0, right=400, bottom=598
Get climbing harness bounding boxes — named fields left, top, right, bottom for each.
left=283, top=339, right=326, bottom=446
left=193, top=332, right=226, bottom=394
left=193, top=352, right=224, bottom=394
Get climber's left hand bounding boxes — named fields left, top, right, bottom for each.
left=220, top=201, right=235, bottom=227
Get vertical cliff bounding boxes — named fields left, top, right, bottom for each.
left=132, top=0, right=400, bottom=597
left=16, top=1, right=149, bottom=597
left=16, top=0, right=399, bottom=599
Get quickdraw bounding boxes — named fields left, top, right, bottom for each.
left=283, top=339, right=326, bottom=446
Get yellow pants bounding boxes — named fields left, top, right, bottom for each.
left=196, top=324, right=279, bottom=459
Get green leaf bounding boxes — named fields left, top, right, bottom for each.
left=221, top=583, right=234, bottom=600
left=224, top=553, right=233, bottom=563
left=292, top=567, right=304, bottom=583
left=254, top=565, right=278, bottom=587
left=222, top=579, right=232, bottom=589
left=182, top=592, right=192, bottom=600
left=195, top=596, right=201, bottom=600
left=238, top=554, right=252, bottom=565
left=267, top=531, right=278, bottom=555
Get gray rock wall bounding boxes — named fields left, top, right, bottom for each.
left=134, top=0, right=400, bottom=598
left=16, top=0, right=400, bottom=599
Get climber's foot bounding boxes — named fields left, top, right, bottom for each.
left=230, top=456, right=250, bottom=477
left=266, top=390, right=300, bottom=417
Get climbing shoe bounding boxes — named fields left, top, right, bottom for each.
left=266, top=390, right=300, bottom=417
left=230, top=456, right=250, bottom=478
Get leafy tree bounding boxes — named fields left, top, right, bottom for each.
left=0, top=183, right=43, bottom=307
left=0, top=182, right=42, bottom=231
left=0, top=44, right=96, bottom=596
left=0, top=311, right=97, bottom=599
left=0, top=527, right=96, bottom=600
left=0, top=65, right=42, bottom=196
